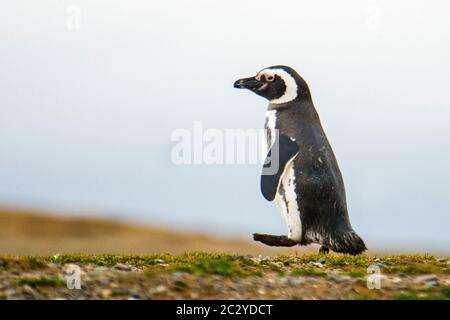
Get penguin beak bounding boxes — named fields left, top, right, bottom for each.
left=233, top=77, right=262, bottom=90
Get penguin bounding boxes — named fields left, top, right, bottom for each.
left=233, top=65, right=366, bottom=255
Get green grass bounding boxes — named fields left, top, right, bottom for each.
left=385, top=263, right=440, bottom=275
left=1, top=253, right=449, bottom=300
left=441, top=285, right=450, bottom=299
left=393, top=291, right=447, bottom=300
left=16, top=275, right=64, bottom=287
left=172, top=258, right=243, bottom=277
left=1, top=252, right=448, bottom=279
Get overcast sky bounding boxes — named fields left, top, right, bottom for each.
left=1, top=0, right=449, bottom=252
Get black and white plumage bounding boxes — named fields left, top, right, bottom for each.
left=234, top=65, right=366, bottom=255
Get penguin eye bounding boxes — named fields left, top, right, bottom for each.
left=267, top=75, right=275, bottom=82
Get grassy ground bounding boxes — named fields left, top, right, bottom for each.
left=0, top=253, right=449, bottom=300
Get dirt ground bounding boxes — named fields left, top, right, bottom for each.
left=0, top=253, right=449, bottom=300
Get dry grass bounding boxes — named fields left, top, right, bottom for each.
left=0, top=207, right=306, bottom=256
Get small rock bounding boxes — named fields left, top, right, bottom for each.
left=283, top=260, right=290, bottom=267
left=311, top=262, right=324, bottom=268
left=373, top=263, right=387, bottom=269
left=306, top=277, right=319, bottom=284
left=189, top=292, right=200, bottom=299
left=113, top=263, right=132, bottom=271
left=92, top=266, right=109, bottom=274
left=379, top=275, right=402, bottom=289
left=257, top=288, right=266, bottom=295
left=425, top=282, right=436, bottom=289
left=100, top=289, right=112, bottom=299
left=413, top=274, right=438, bottom=284
left=276, top=276, right=289, bottom=286
left=288, top=277, right=304, bottom=286
left=270, top=262, right=284, bottom=269
left=155, top=285, right=167, bottom=293
left=4, top=288, right=16, bottom=300
left=329, top=274, right=352, bottom=283
left=213, top=283, right=224, bottom=291
left=413, top=274, right=438, bottom=289
left=252, top=255, right=270, bottom=264
left=128, top=290, right=141, bottom=300
left=22, top=285, right=42, bottom=299
left=171, top=272, right=187, bottom=281
left=154, top=259, right=165, bottom=264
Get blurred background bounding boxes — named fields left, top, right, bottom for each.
left=0, top=0, right=449, bottom=255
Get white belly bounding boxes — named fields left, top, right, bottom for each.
left=265, top=109, right=302, bottom=241
left=274, top=160, right=302, bottom=241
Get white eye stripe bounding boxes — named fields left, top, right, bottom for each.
left=257, top=68, right=298, bottom=104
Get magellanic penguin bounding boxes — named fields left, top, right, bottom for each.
left=233, top=65, right=366, bottom=255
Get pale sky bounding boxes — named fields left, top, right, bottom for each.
left=1, top=0, right=449, bottom=252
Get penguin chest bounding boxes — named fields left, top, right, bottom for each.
left=264, top=109, right=302, bottom=241
left=274, top=160, right=302, bottom=241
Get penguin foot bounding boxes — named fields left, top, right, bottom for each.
left=253, top=233, right=299, bottom=247
left=319, top=246, right=330, bottom=254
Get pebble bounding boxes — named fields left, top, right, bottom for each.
left=171, top=272, right=187, bottom=281
left=257, top=288, right=266, bottom=295
left=154, top=285, right=167, bottom=293
left=100, top=289, right=112, bottom=298
left=213, top=283, right=224, bottom=291
left=129, top=290, right=141, bottom=299
left=276, top=277, right=289, bottom=286
left=190, top=292, right=200, bottom=299
left=379, top=275, right=402, bottom=289
left=329, top=274, right=352, bottom=283
left=311, top=262, right=324, bottom=268
left=412, top=274, right=439, bottom=289
left=22, top=285, right=42, bottom=299
left=154, top=259, right=165, bottom=264
left=413, top=274, right=438, bottom=284
left=253, top=255, right=271, bottom=264
left=92, top=266, right=109, bottom=274
left=373, top=263, right=387, bottom=269
left=289, top=277, right=304, bottom=286
left=113, top=263, right=132, bottom=271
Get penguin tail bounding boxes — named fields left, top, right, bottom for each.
left=327, top=230, right=367, bottom=255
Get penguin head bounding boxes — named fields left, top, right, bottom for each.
left=233, top=65, right=310, bottom=105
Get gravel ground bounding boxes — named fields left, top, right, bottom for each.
left=0, top=253, right=449, bottom=300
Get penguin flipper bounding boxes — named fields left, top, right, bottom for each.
left=261, top=134, right=299, bottom=201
